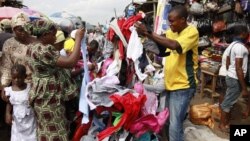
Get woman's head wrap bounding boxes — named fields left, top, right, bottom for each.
left=11, top=12, right=30, bottom=29
left=26, top=19, right=56, bottom=38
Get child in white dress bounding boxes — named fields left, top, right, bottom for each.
left=4, top=64, right=37, bottom=141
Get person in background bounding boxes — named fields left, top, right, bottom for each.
left=88, top=39, right=99, bottom=63
left=3, top=64, right=37, bottom=141
left=26, top=19, right=84, bottom=141
left=219, top=25, right=249, bottom=131
left=87, top=29, right=94, bottom=44
left=0, top=19, right=13, bottom=34
left=1, top=12, right=35, bottom=93
left=54, top=30, right=68, bottom=56
left=0, top=19, right=14, bottom=129
left=93, top=26, right=104, bottom=58
left=241, top=30, right=250, bottom=119
left=64, top=29, right=76, bottom=55
left=135, top=5, right=199, bottom=141
left=1, top=13, right=35, bottom=131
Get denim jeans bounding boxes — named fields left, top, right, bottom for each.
left=220, top=76, right=241, bottom=113
left=166, top=88, right=196, bottom=141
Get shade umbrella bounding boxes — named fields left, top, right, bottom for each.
left=50, top=11, right=83, bottom=30
left=21, top=7, right=49, bottom=21
left=0, top=6, right=24, bottom=20
left=49, top=17, right=75, bottom=34
left=22, top=7, right=41, bottom=17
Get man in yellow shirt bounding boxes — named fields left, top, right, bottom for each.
left=135, top=5, right=198, bottom=141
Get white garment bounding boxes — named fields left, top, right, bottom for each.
left=59, top=49, right=67, bottom=56
left=4, top=84, right=37, bottom=141
left=85, top=75, right=120, bottom=110
left=106, top=50, right=121, bottom=76
left=135, top=60, right=148, bottom=81
left=127, top=27, right=143, bottom=62
left=127, top=27, right=148, bottom=81
left=227, top=42, right=249, bottom=79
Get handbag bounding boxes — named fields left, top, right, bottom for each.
left=205, top=1, right=219, bottom=12
left=189, top=103, right=214, bottom=128
left=218, top=3, right=232, bottom=14
left=190, top=2, right=205, bottom=16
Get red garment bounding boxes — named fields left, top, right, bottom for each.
left=129, top=108, right=169, bottom=138
left=97, top=92, right=146, bottom=141
left=106, top=28, right=115, bottom=42
left=106, top=14, right=143, bottom=60
left=118, top=40, right=125, bottom=59
left=122, top=13, right=144, bottom=41
left=106, top=18, right=125, bottom=42
left=72, top=113, right=93, bottom=141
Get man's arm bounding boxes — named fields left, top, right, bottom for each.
left=235, top=58, right=248, bottom=95
left=147, top=32, right=182, bottom=53
left=134, top=22, right=182, bottom=53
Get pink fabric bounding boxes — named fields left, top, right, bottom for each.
left=74, top=60, right=83, bottom=70
left=142, top=89, right=158, bottom=116
left=134, top=82, right=158, bottom=115
left=101, top=58, right=114, bottom=77
left=73, top=60, right=95, bottom=80
left=129, top=108, right=169, bottom=138
left=134, top=82, right=144, bottom=94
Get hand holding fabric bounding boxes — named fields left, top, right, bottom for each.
left=134, top=22, right=148, bottom=37
left=75, top=28, right=85, bottom=41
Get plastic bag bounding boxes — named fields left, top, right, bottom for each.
left=189, top=103, right=214, bottom=128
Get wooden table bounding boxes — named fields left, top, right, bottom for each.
left=200, top=67, right=220, bottom=99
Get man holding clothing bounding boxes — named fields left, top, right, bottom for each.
left=135, top=5, right=199, bottom=141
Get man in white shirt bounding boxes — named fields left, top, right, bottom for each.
left=219, top=24, right=249, bottom=132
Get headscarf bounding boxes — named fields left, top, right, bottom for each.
left=27, top=19, right=56, bottom=38
left=11, top=12, right=30, bottom=29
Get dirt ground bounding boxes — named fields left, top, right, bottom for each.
left=190, top=91, right=250, bottom=140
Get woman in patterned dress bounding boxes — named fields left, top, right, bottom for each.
left=26, top=19, right=85, bottom=141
